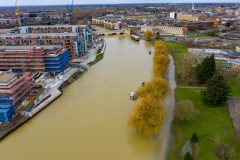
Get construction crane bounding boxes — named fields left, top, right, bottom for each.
left=191, top=0, right=195, bottom=11
left=15, top=0, right=22, bottom=27
left=67, top=0, right=74, bottom=24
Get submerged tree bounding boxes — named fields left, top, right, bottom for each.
left=128, top=40, right=170, bottom=137
left=128, top=96, right=165, bottom=137
left=155, top=32, right=161, bottom=40
left=153, top=41, right=170, bottom=77
left=144, top=30, right=153, bottom=41
left=136, top=77, right=169, bottom=99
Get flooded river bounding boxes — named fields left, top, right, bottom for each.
left=0, top=36, right=173, bottom=160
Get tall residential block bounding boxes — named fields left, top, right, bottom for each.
left=0, top=45, right=69, bottom=73
left=19, top=25, right=93, bottom=49
left=0, top=32, right=81, bottom=59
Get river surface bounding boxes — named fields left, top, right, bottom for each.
left=0, top=36, right=174, bottom=160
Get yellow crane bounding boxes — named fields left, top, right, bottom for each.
left=15, top=0, right=22, bottom=27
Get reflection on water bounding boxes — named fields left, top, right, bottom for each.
left=0, top=36, right=167, bottom=160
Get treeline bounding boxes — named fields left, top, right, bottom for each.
left=128, top=41, right=170, bottom=137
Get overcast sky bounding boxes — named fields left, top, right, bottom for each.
left=0, top=0, right=239, bottom=6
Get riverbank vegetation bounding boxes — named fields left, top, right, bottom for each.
left=95, top=44, right=105, bottom=62
left=166, top=40, right=240, bottom=159
left=128, top=40, right=170, bottom=137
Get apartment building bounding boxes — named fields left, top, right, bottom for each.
left=0, top=32, right=83, bottom=59
left=19, top=25, right=93, bottom=49
left=92, top=18, right=122, bottom=30
left=0, top=72, right=34, bottom=122
left=0, top=45, right=69, bottom=73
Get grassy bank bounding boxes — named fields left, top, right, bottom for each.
left=229, top=80, right=240, bottom=97
left=95, top=44, right=105, bottom=62
left=165, top=42, right=189, bottom=85
left=165, top=42, right=188, bottom=54
left=168, top=88, right=240, bottom=160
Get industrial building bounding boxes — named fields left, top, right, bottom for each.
left=0, top=45, right=69, bottom=73
left=0, top=32, right=84, bottom=59
left=0, top=72, right=34, bottom=122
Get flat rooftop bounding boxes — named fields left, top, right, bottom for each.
left=0, top=73, right=16, bottom=84
left=0, top=32, right=79, bottom=38
left=0, top=45, right=61, bottom=51
left=22, top=24, right=88, bottom=28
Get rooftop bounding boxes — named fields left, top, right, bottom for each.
left=21, top=24, right=88, bottom=28
left=228, top=59, right=240, bottom=65
left=0, top=32, right=79, bottom=38
left=0, top=45, right=61, bottom=51
left=0, top=73, right=16, bottom=84
left=227, top=51, right=240, bottom=57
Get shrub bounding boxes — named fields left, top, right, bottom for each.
left=175, top=100, right=199, bottom=121
left=215, top=144, right=234, bottom=160
left=191, top=132, right=199, bottom=143
left=184, top=152, right=193, bottom=160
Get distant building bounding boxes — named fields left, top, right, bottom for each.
left=176, top=21, right=214, bottom=31
left=0, top=73, right=34, bottom=122
left=0, top=18, right=17, bottom=25
left=92, top=18, right=123, bottom=30
left=224, top=29, right=240, bottom=40
left=0, top=45, right=69, bottom=73
left=177, top=13, right=199, bottom=21
left=227, top=59, right=240, bottom=69
left=141, top=26, right=188, bottom=36
left=0, top=32, right=83, bottom=59
left=170, top=12, right=177, bottom=19
left=225, top=51, right=240, bottom=59
left=19, top=25, right=93, bottom=53
left=237, top=46, right=240, bottom=52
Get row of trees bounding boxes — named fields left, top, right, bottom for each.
left=128, top=41, right=170, bottom=137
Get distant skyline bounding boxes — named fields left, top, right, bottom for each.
left=0, top=0, right=239, bottom=6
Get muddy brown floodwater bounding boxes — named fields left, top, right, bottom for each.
left=0, top=36, right=174, bottom=160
